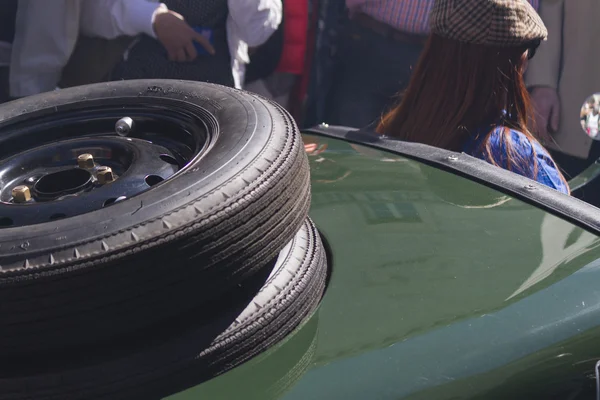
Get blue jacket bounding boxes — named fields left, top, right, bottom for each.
left=463, top=126, right=569, bottom=194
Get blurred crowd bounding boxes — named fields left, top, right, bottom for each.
left=581, top=97, right=600, bottom=140
left=0, top=0, right=599, bottom=179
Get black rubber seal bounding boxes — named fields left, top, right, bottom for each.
left=304, top=125, right=600, bottom=236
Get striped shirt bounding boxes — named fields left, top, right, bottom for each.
left=346, top=0, right=540, bottom=35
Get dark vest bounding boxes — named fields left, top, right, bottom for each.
left=110, top=0, right=233, bottom=87
left=245, top=1, right=285, bottom=84
left=0, top=0, right=17, bottom=44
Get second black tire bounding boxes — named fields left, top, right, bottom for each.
left=0, top=218, right=327, bottom=400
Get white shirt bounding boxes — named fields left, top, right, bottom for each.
left=587, top=113, right=599, bottom=137
left=8, top=0, right=282, bottom=96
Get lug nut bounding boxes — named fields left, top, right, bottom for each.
left=12, top=185, right=31, bottom=203
left=97, top=166, right=115, bottom=184
left=77, top=153, right=95, bottom=169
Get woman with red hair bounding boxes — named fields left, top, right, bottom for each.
left=377, top=0, right=569, bottom=194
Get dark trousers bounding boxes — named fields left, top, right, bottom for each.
left=0, top=66, right=10, bottom=104
left=324, top=19, right=424, bottom=129
left=550, top=142, right=600, bottom=180
left=551, top=142, right=600, bottom=206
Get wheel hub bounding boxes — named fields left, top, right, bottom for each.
left=33, top=168, right=94, bottom=201
left=0, top=106, right=209, bottom=228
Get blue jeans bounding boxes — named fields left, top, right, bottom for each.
left=324, top=20, right=424, bottom=129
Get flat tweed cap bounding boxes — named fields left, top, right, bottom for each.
left=430, top=0, right=548, bottom=47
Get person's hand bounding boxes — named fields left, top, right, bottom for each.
left=153, top=9, right=215, bottom=62
left=304, top=143, right=318, bottom=153
left=304, top=142, right=328, bottom=156
left=530, top=86, right=561, bottom=137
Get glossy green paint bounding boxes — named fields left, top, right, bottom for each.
left=167, top=134, right=600, bottom=399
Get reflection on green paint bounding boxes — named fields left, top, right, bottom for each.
left=162, top=134, right=600, bottom=399
left=402, top=324, right=600, bottom=400
left=164, top=313, right=319, bottom=400
left=305, top=135, right=598, bottom=364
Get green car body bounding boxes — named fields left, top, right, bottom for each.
left=164, top=126, right=600, bottom=400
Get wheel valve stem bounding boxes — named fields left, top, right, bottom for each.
left=115, top=117, right=134, bottom=137
left=12, top=185, right=31, bottom=203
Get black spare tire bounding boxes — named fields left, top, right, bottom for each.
left=0, top=218, right=327, bottom=400
left=0, top=80, right=311, bottom=355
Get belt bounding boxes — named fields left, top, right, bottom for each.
left=351, top=13, right=427, bottom=46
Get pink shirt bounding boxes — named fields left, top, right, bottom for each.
left=346, top=0, right=540, bottom=35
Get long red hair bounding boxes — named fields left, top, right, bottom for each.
left=377, top=34, right=568, bottom=189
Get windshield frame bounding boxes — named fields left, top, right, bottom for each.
left=303, top=124, right=600, bottom=235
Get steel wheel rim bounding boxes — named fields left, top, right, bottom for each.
left=0, top=103, right=212, bottom=228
